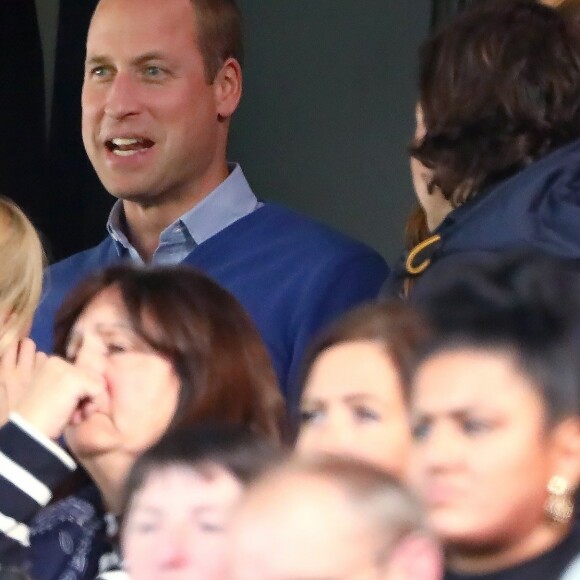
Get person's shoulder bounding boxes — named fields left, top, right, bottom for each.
left=253, top=202, right=386, bottom=260
left=41, top=237, right=117, bottom=311
left=47, top=238, right=116, bottom=277
left=32, top=239, right=119, bottom=351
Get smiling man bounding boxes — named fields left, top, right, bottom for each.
left=31, top=0, right=388, bottom=405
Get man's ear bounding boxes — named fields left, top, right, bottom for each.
left=214, top=57, right=242, bottom=120
left=382, top=533, right=444, bottom=580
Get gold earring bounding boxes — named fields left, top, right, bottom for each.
left=545, top=475, right=574, bottom=524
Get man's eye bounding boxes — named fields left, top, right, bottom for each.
left=199, top=521, right=225, bottom=534
left=144, top=66, right=166, bottom=79
left=131, top=521, right=158, bottom=534
left=89, top=66, right=110, bottom=78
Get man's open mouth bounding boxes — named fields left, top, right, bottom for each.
left=105, top=137, right=155, bottom=156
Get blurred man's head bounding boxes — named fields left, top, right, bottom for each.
left=229, top=456, right=442, bottom=580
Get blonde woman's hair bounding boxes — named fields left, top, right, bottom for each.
left=0, top=197, right=45, bottom=354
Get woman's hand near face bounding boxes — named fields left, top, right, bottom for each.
left=15, top=355, right=107, bottom=440
left=0, top=338, right=47, bottom=426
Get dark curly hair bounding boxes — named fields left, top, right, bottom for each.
left=414, top=251, right=580, bottom=425
left=411, top=0, right=580, bottom=207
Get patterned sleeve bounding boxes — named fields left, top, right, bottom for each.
left=0, top=413, right=75, bottom=564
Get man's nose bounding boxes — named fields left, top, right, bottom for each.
left=157, top=526, right=192, bottom=570
left=104, top=72, right=142, bottom=120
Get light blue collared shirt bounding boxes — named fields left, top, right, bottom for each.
left=106, top=163, right=262, bottom=265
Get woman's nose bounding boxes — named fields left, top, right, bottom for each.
left=314, top=412, right=357, bottom=456
left=71, top=338, right=105, bottom=374
left=422, top=421, right=464, bottom=471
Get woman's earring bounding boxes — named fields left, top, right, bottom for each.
left=545, top=475, right=574, bottom=524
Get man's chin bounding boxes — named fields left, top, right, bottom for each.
left=106, top=186, right=164, bottom=207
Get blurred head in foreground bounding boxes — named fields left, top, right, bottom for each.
left=229, top=455, right=442, bottom=580
left=121, top=424, right=283, bottom=579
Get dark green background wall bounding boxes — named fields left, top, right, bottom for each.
left=230, top=1, right=431, bottom=261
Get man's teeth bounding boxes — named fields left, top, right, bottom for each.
left=109, top=137, right=151, bottom=156
left=111, top=138, right=141, bottom=146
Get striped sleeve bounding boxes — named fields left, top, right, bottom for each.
left=0, top=415, right=76, bottom=558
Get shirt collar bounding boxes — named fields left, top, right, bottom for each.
left=179, top=163, right=260, bottom=245
left=106, top=163, right=260, bottom=259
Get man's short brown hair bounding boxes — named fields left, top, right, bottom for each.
left=191, top=0, right=244, bottom=82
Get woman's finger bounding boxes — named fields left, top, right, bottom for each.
left=0, top=340, right=18, bottom=371
left=16, top=338, right=38, bottom=372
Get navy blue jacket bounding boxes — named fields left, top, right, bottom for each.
left=0, top=419, right=109, bottom=579
left=386, top=138, right=580, bottom=299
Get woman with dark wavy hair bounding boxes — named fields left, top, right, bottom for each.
left=0, top=264, right=284, bottom=579
left=386, top=0, right=580, bottom=298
